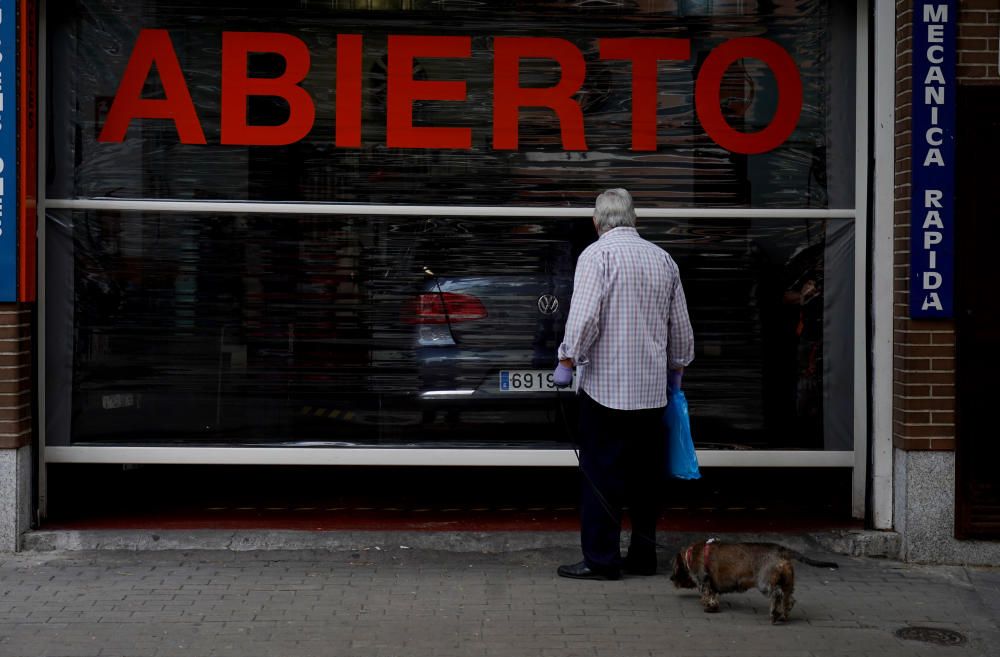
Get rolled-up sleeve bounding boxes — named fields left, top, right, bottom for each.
left=558, top=251, right=605, bottom=364
left=667, top=273, right=695, bottom=369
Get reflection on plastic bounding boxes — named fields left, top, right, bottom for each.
left=45, top=211, right=853, bottom=450
left=49, top=0, right=856, bottom=207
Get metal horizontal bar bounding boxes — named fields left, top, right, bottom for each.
left=43, top=199, right=856, bottom=219
left=44, top=446, right=855, bottom=467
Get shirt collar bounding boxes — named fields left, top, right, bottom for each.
left=598, top=226, right=639, bottom=240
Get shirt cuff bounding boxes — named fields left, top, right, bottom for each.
left=558, top=344, right=589, bottom=365
left=669, top=355, right=694, bottom=369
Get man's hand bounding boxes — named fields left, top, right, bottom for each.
left=553, top=362, right=574, bottom=388
left=668, top=368, right=683, bottom=392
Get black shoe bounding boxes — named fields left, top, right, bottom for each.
left=557, top=561, right=621, bottom=581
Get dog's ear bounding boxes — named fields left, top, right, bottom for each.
left=670, top=551, right=696, bottom=589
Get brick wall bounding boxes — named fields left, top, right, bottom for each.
left=0, top=306, right=32, bottom=450
left=893, top=1, right=999, bottom=451
left=957, top=3, right=1000, bottom=82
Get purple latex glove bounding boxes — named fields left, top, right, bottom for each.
left=553, top=363, right=574, bottom=388
left=668, top=369, right=683, bottom=392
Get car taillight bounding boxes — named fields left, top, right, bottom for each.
left=404, top=292, right=488, bottom=324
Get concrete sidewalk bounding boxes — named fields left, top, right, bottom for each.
left=1, top=539, right=998, bottom=657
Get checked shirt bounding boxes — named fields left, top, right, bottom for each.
left=558, top=226, right=694, bottom=410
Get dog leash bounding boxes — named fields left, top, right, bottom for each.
left=556, top=388, right=676, bottom=552
left=554, top=390, right=839, bottom=572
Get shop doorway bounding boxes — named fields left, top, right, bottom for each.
left=955, top=86, right=1000, bottom=539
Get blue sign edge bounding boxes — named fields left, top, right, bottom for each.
left=909, top=0, right=956, bottom=320
left=0, top=0, right=17, bottom=302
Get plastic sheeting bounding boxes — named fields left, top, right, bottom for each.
left=45, top=211, right=853, bottom=448
left=47, top=0, right=856, bottom=207
left=44, top=0, right=858, bottom=449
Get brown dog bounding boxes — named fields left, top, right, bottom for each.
left=670, top=539, right=838, bottom=623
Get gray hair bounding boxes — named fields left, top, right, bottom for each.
left=593, top=188, right=637, bottom=234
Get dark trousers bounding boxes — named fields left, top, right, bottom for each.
left=577, top=390, right=665, bottom=573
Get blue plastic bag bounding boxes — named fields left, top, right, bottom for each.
left=664, top=388, right=700, bottom=480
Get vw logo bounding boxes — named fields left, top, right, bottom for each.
left=537, top=294, right=560, bottom=315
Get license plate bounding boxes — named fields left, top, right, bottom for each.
left=498, top=369, right=575, bottom=392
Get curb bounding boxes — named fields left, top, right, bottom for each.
left=811, top=529, right=902, bottom=560
left=20, top=528, right=902, bottom=559
left=22, top=529, right=579, bottom=553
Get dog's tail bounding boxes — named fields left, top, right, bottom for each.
left=783, top=549, right=839, bottom=569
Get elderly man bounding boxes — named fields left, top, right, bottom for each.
left=554, top=188, right=694, bottom=581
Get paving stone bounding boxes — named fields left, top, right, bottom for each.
left=0, top=547, right=997, bottom=657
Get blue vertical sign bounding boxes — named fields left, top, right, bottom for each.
left=0, top=0, right=15, bottom=301
left=910, top=1, right=956, bottom=319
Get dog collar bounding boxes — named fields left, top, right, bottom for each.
left=683, top=546, right=694, bottom=571
left=702, top=542, right=713, bottom=571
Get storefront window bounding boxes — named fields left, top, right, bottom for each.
left=45, top=211, right=853, bottom=450
left=47, top=0, right=856, bottom=208
left=45, top=0, right=859, bottom=452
